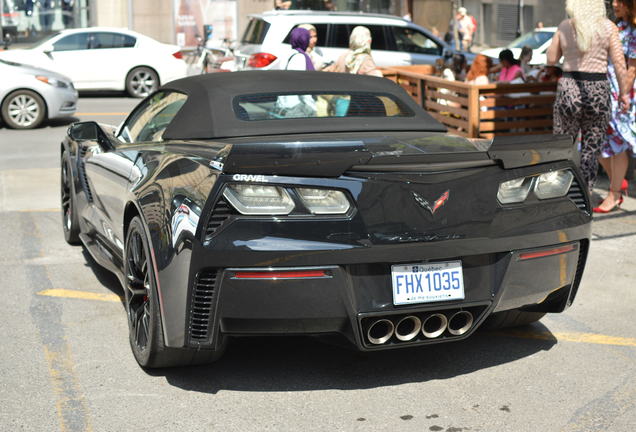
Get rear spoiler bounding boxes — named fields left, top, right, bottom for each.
left=221, top=134, right=575, bottom=176
left=487, top=134, right=574, bottom=169
left=222, top=140, right=371, bottom=177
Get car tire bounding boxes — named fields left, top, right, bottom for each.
left=483, top=309, right=546, bottom=330
left=124, top=216, right=226, bottom=368
left=125, top=67, right=159, bottom=98
left=61, top=151, right=81, bottom=245
left=1, top=89, right=46, bottom=129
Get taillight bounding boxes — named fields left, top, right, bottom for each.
left=247, top=52, right=277, bottom=68
left=172, top=51, right=183, bottom=59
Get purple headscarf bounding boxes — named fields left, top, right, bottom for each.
left=289, top=27, right=315, bottom=71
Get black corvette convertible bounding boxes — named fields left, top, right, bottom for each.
left=61, top=71, right=591, bottom=367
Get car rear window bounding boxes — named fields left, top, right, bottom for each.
left=242, top=18, right=270, bottom=44
left=90, top=32, right=136, bottom=49
left=329, top=24, right=389, bottom=50
left=234, top=92, right=413, bottom=121
left=509, top=30, right=554, bottom=49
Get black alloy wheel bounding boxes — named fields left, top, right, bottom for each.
left=61, top=152, right=80, bottom=245
left=124, top=217, right=157, bottom=365
left=124, top=216, right=227, bottom=368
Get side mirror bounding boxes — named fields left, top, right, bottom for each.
left=41, top=43, right=54, bottom=56
left=69, top=121, right=99, bottom=141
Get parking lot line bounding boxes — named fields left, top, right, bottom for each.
left=37, top=288, right=121, bottom=303
left=491, top=329, right=636, bottom=348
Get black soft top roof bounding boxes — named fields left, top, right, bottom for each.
left=160, top=71, right=445, bottom=140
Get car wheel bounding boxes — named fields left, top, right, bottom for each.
left=61, top=152, right=81, bottom=245
left=483, top=309, right=546, bottom=330
left=124, top=216, right=226, bottom=367
left=1, top=89, right=46, bottom=129
left=125, top=67, right=159, bottom=98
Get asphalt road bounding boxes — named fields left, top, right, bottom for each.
left=1, top=97, right=635, bottom=432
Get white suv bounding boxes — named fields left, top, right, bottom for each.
left=235, top=11, right=468, bottom=70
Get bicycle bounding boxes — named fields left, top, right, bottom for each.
left=186, top=37, right=236, bottom=75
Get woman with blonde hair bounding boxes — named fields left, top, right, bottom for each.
left=324, top=26, right=382, bottom=77
left=547, top=0, right=630, bottom=192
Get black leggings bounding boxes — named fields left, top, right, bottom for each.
left=553, top=76, right=611, bottom=190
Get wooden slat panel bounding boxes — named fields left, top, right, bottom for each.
left=479, top=106, right=553, bottom=119
left=467, top=86, right=480, bottom=138
left=425, top=90, right=469, bottom=105
left=480, top=95, right=556, bottom=107
left=478, top=83, right=557, bottom=94
left=380, top=66, right=559, bottom=138
left=386, top=65, right=436, bottom=75
left=429, top=112, right=470, bottom=130
left=479, top=118, right=554, bottom=131
left=425, top=82, right=471, bottom=95
left=425, top=100, right=469, bottom=118
left=481, top=129, right=554, bottom=138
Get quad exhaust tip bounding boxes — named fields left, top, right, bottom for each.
left=447, top=311, right=474, bottom=336
left=367, top=319, right=395, bottom=345
left=395, top=315, right=422, bottom=341
left=421, top=313, right=448, bottom=339
left=365, top=310, right=475, bottom=345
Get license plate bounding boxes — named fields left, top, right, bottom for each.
left=391, top=261, right=465, bottom=305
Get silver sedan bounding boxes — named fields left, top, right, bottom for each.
left=1, top=58, right=78, bottom=129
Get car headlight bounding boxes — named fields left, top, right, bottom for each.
left=296, top=188, right=350, bottom=214
left=497, top=177, right=533, bottom=204
left=35, top=75, right=70, bottom=88
left=534, top=170, right=574, bottom=199
left=223, top=184, right=294, bottom=215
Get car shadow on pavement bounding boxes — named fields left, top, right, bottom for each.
left=47, top=117, right=79, bottom=128
left=81, top=248, right=125, bottom=302
left=0, top=116, right=77, bottom=130
left=151, top=324, right=557, bottom=393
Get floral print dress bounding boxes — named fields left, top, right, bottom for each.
left=601, top=21, right=636, bottom=158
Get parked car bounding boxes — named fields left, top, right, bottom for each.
left=0, top=27, right=187, bottom=97
left=1, top=58, right=77, bottom=129
left=60, top=71, right=591, bottom=368
left=235, top=11, right=473, bottom=70
left=481, top=27, right=557, bottom=65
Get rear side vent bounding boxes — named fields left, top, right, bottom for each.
left=204, top=199, right=233, bottom=241
left=568, top=240, right=589, bottom=306
left=79, top=147, right=93, bottom=202
left=189, top=269, right=218, bottom=343
left=567, top=178, right=588, bottom=212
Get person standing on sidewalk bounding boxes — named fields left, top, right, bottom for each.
left=547, top=0, right=631, bottom=192
left=595, top=0, right=636, bottom=213
left=455, top=7, right=475, bottom=51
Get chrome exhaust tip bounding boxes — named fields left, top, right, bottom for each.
left=367, top=319, right=395, bottom=345
left=447, top=311, right=473, bottom=336
left=395, top=315, right=422, bottom=342
left=421, top=313, right=448, bottom=339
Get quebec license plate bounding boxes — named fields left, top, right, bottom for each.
left=391, top=261, right=465, bottom=305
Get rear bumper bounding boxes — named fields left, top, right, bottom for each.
left=174, top=234, right=588, bottom=351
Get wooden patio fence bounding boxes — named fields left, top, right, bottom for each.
left=382, top=65, right=558, bottom=139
